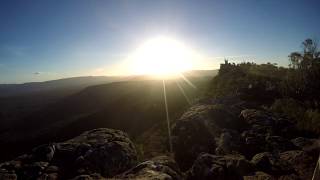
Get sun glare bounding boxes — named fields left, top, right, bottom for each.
left=128, top=36, right=196, bottom=77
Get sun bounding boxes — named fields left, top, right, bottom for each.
left=128, top=36, right=196, bottom=77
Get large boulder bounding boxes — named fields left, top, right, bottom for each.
left=65, top=128, right=137, bottom=177
left=187, top=153, right=254, bottom=180
left=117, top=156, right=183, bottom=180
left=0, top=128, right=137, bottom=179
left=172, top=104, right=244, bottom=170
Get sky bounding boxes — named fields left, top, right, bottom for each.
left=0, top=0, right=319, bottom=83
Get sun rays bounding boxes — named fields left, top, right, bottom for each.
left=126, top=35, right=201, bottom=153
left=162, top=72, right=197, bottom=153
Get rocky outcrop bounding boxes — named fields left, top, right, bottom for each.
left=279, top=150, right=316, bottom=179
left=172, top=99, right=319, bottom=179
left=187, top=153, right=253, bottom=180
left=291, top=137, right=319, bottom=158
left=171, top=104, right=245, bottom=170
left=1, top=97, right=319, bottom=180
left=238, top=109, right=300, bottom=157
left=0, top=128, right=138, bottom=179
left=239, top=109, right=298, bottom=139
left=117, top=156, right=183, bottom=180
left=248, top=150, right=316, bottom=179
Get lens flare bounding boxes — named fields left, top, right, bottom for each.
left=127, top=36, right=197, bottom=77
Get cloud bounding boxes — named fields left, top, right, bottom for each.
left=33, top=72, right=41, bottom=75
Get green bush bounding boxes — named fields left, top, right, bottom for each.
left=270, top=98, right=320, bottom=135
left=302, top=109, right=320, bottom=134
left=208, top=61, right=283, bottom=103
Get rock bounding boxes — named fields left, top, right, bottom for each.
left=0, top=128, right=137, bottom=179
left=172, top=104, right=244, bottom=170
left=240, top=109, right=299, bottom=139
left=59, top=128, right=137, bottom=178
left=240, top=131, right=267, bottom=158
left=251, top=152, right=293, bottom=175
left=291, top=137, right=320, bottom=158
left=238, top=109, right=300, bottom=158
left=118, top=156, right=183, bottom=180
left=18, top=162, right=48, bottom=179
left=243, top=171, right=273, bottom=180
left=45, top=166, right=59, bottom=173
left=31, top=144, right=56, bottom=162
left=0, top=160, right=22, bottom=172
left=278, top=173, right=300, bottom=180
left=216, top=129, right=242, bottom=155
left=291, top=137, right=315, bottom=148
left=187, top=153, right=254, bottom=180
left=209, top=96, right=250, bottom=115
left=171, top=105, right=217, bottom=170
left=0, top=173, right=17, bottom=180
left=265, top=136, right=298, bottom=152
left=251, top=150, right=317, bottom=179
left=37, top=173, right=59, bottom=180
left=240, top=109, right=275, bottom=127
left=280, top=150, right=316, bottom=179
left=273, top=118, right=297, bottom=138
left=70, top=174, right=105, bottom=180
left=251, top=152, right=274, bottom=172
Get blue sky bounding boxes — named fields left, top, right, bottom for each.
left=0, top=0, right=319, bottom=83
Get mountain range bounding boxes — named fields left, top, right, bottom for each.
left=0, top=70, right=217, bottom=162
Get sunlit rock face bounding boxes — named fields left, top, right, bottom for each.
left=0, top=128, right=138, bottom=179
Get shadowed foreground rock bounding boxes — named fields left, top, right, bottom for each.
left=187, top=153, right=253, bottom=180
left=172, top=99, right=319, bottom=179
left=171, top=104, right=244, bottom=170
left=1, top=98, right=319, bottom=180
left=0, top=128, right=138, bottom=179
left=117, top=156, right=184, bottom=180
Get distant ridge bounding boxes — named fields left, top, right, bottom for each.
left=0, top=70, right=217, bottom=97
left=0, top=76, right=123, bottom=97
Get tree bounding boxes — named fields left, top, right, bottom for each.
left=285, top=38, right=320, bottom=107
left=302, top=38, right=319, bottom=59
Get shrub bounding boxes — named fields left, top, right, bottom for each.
left=270, top=98, right=320, bottom=135
left=302, top=109, right=320, bottom=134
left=270, top=98, right=305, bottom=122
